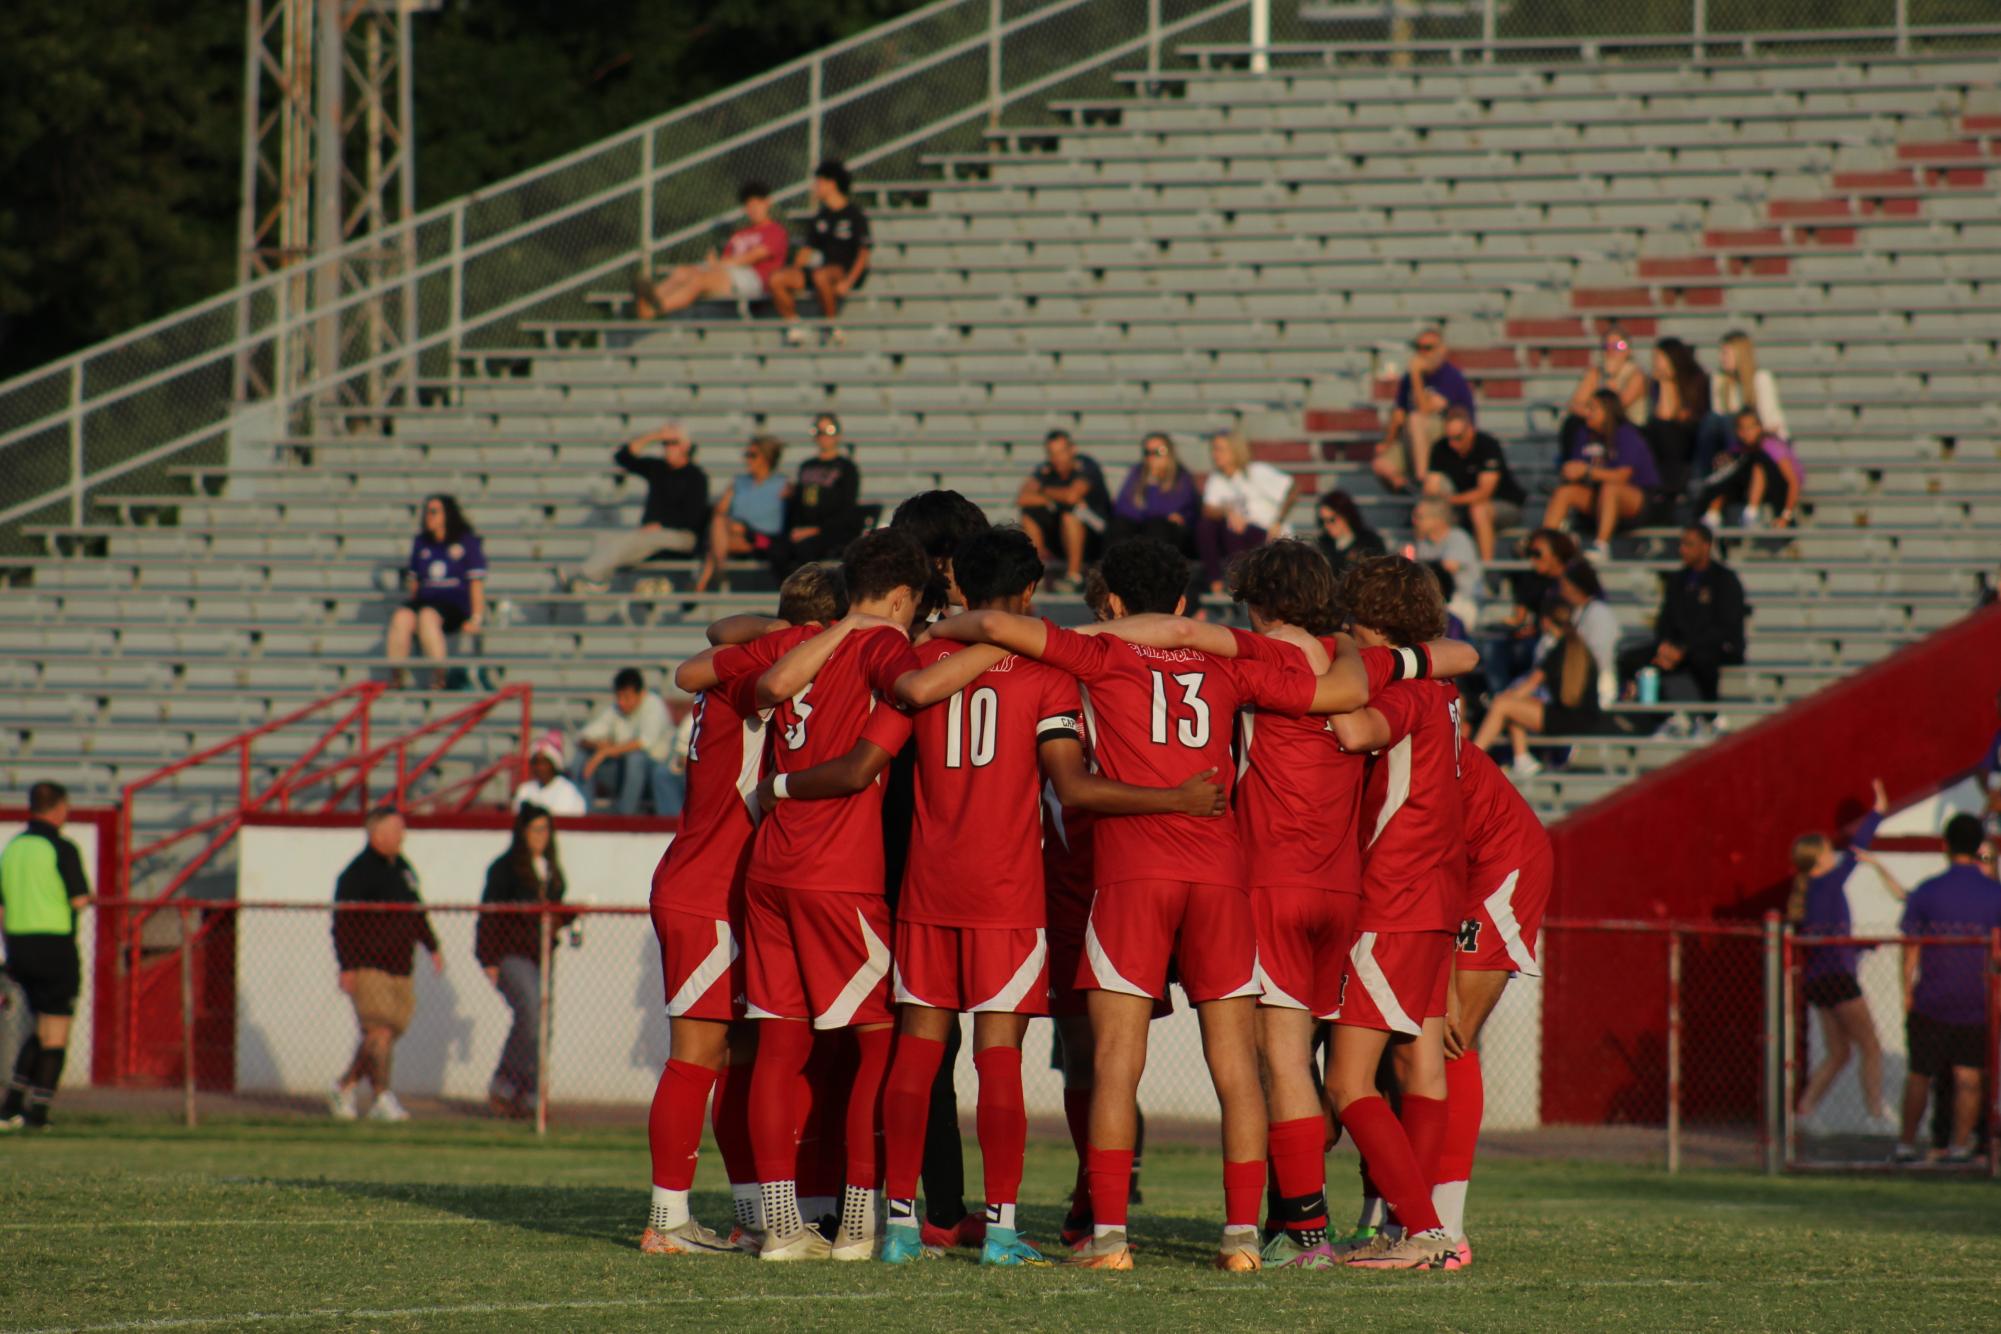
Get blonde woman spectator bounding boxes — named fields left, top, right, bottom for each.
left=1195, top=430, right=1294, bottom=592
left=1698, top=330, right=1789, bottom=480
left=693, top=436, right=789, bottom=594
left=1556, top=329, right=1649, bottom=467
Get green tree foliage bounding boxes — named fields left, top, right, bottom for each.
left=0, top=0, right=910, bottom=381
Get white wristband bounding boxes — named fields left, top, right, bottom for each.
left=771, top=774, right=790, bottom=801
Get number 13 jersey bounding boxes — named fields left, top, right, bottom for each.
left=898, top=639, right=1084, bottom=930
left=1037, top=623, right=1317, bottom=890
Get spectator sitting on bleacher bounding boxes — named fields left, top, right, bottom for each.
left=1697, top=409, right=1802, bottom=532
left=1195, top=430, right=1294, bottom=595
left=1109, top=432, right=1199, bottom=556
left=1423, top=404, right=1525, bottom=563
left=631, top=182, right=788, bottom=320
left=1485, top=528, right=1578, bottom=700
left=1313, top=488, right=1386, bottom=579
left=693, top=436, right=788, bottom=594
left=1616, top=524, right=1747, bottom=704
left=1558, top=329, right=1650, bottom=467
left=386, top=494, right=485, bottom=690
left=1544, top=389, right=1661, bottom=562
left=1699, top=330, right=1788, bottom=481
left=1472, top=559, right=1617, bottom=777
left=1370, top=328, right=1475, bottom=492
left=1644, top=338, right=1710, bottom=496
left=770, top=159, right=871, bottom=347
left=1412, top=497, right=1483, bottom=628
left=571, top=423, right=708, bottom=593
left=573, top=668, right=679, bottom=817
left=784, top=413, right=865, bottom=567
left=511, top=732, right=587, bottom=818
left=1016, top=429, right=1110, bottom=590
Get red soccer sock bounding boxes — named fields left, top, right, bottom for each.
left=1439, top=1051, right=1484, bottom=1186
left=712, top=1058, right=757, bottom=1187
left=649, top=1059, right=719, bottom=1191
left=843, top=1026, right=895, bottom=1190
left=1268, top=1115, right=1329, bottom=1232
left=1063, top=1086, right=1093, bottom=1213
left=1085, top=1146, right=1134, bottom=1230
left=1400, top=1094, right=1449, bottom=1192
left=799, top=1036, right=849, bottom=1201
left=974, top=1046, right=1027, bottom=1210
left=749, top=1021, right=816, bottom=1185
left=1338, top=1095, right=1442, bottom=1234
left=881, top=1034, right=947, bottom=1202
left=1222, top=1158, right=1265, bottom=1230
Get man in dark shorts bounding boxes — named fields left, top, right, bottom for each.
left=1892, top=815, right=2001, bottom=1164
left=1017, top=430, right=1112, bottom=591
left=1, top=782, right=92, bottom=1131
left=770, top=159, right=871, bottom=346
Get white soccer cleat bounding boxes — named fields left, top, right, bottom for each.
left=759, top=1226, right=833, bottom=1262
left=328, top=1081, right=359, bottom=1121
left=830, top=1226, right=876, bottom=1261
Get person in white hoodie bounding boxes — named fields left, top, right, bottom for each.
left=1195, top=430, right=1295, bottom=594
left=512, top=732, right=587, bottom=817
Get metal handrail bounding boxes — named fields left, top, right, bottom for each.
left=1182, top=19, right=2001, bottom=64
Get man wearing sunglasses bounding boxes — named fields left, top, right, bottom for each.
left=1370, top=330, right=1476, bottom=494
left=572, top=423, right=710, bottom=592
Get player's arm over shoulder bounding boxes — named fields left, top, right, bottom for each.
left=926, top=609, right=1050, bottom=659
left=894, top=641, right=1009, bottom=709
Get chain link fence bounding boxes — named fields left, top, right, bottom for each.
left=54, top=901, right=1991, bottom=1178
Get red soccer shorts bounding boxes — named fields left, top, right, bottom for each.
left=1254, top=886, right=1361, bottom=1019
left=653, top=903, right=745, bottom=1022
left=1335, top=929, right=1452, bottom=1037
left=893, top=922, right=1050, bottom=1015
left=1080, top=878, right=1257, bottom=1005
left=1459, top=851, right=1550, bottom=976
left=742, top=879, right=893, bottom=1030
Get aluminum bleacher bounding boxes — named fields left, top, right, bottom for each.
left=3, top=41, right=1998, bottom=849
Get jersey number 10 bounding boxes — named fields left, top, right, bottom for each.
left=944, top=686, right=1000, bottom=768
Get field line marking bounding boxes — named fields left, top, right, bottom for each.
left=16, top=1274, right=2001, bottom=1333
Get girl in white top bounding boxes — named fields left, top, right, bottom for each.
left=1196, top=430, right=1295, bottom=592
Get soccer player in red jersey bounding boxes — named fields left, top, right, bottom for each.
left=640, top=563, right=847, bottom=1257
left=705, top=530, right=932, bottom=1262
left=930, top=537, right=1449, bottom=1272
left=1320, top=556, right=1468, bottom=1272
left=1433, top=738, right=1552, bottom=1266
left=1083, top=541, right=1479, bottom=1267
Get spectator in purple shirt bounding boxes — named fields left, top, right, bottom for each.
left=1108, top=432, right=1199, bottom=557
left=1893, top=815, right=2001, bottom=1163
left=1542, top=389, right=1659, bottom=563
left=387, top=494, right=486, bottom=690
left=1789, top=779, right=1904, bottom=1134
left=1371, top=328, right=1476, bottom=493
left=1697, top=409, right=1802, bottom=533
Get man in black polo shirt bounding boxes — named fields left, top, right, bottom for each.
left=1617, top=524, right=1749, bottom=703
left=1017, top=430, right=1112, bottom=591
left=572, top=422, right=710, bottom=591
left=1, top=782, right=91, bottom=1131
left=770, top=159, right=872, bottom=346
left=329, top=808, right=442, bottom=1123
left=1423, top=404, right=1526, bottom=562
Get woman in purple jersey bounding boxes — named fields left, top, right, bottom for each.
left=1788, top=778, right=1905, bottom=1133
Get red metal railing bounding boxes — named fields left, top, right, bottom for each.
left=107, top=683, right=535, bottom=1084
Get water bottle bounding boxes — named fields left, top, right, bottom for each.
left=1637, top=666, right=1660, bottom=705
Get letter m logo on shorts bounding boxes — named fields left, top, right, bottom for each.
left=1456, top=917, right=1483, bottom=954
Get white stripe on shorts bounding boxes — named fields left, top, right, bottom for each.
left=1349, top=931, right=1421, bottom=1036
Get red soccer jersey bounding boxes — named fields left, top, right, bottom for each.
left=1229, top=629, right=1368, bottom=895
left=1355, top=678, right=1466, bottom=932
left=1036, top=622, right=1316, bottom=889
left=742, top=625, right=918, bottom=894
left=648, top=667, right=767, bottom=919
left=900, top=640, right=1084, bottom=929
left=1458, top=740, right=1551, bottom=901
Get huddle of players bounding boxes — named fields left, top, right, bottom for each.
left=639, top=489, right=1552, bottom=1273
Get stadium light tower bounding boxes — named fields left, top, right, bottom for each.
left=235, top=0, right=438, bottom=421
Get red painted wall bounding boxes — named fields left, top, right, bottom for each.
left=1541, top=602, right=2001, bottom=1124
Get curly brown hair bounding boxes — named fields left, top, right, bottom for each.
left=1337, top=555, right=1447, bottom=647
left=1225, top=539, right=1340, bottom=636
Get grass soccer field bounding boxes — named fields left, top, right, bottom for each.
left=4, top=1119, right=1998, bottom=1333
